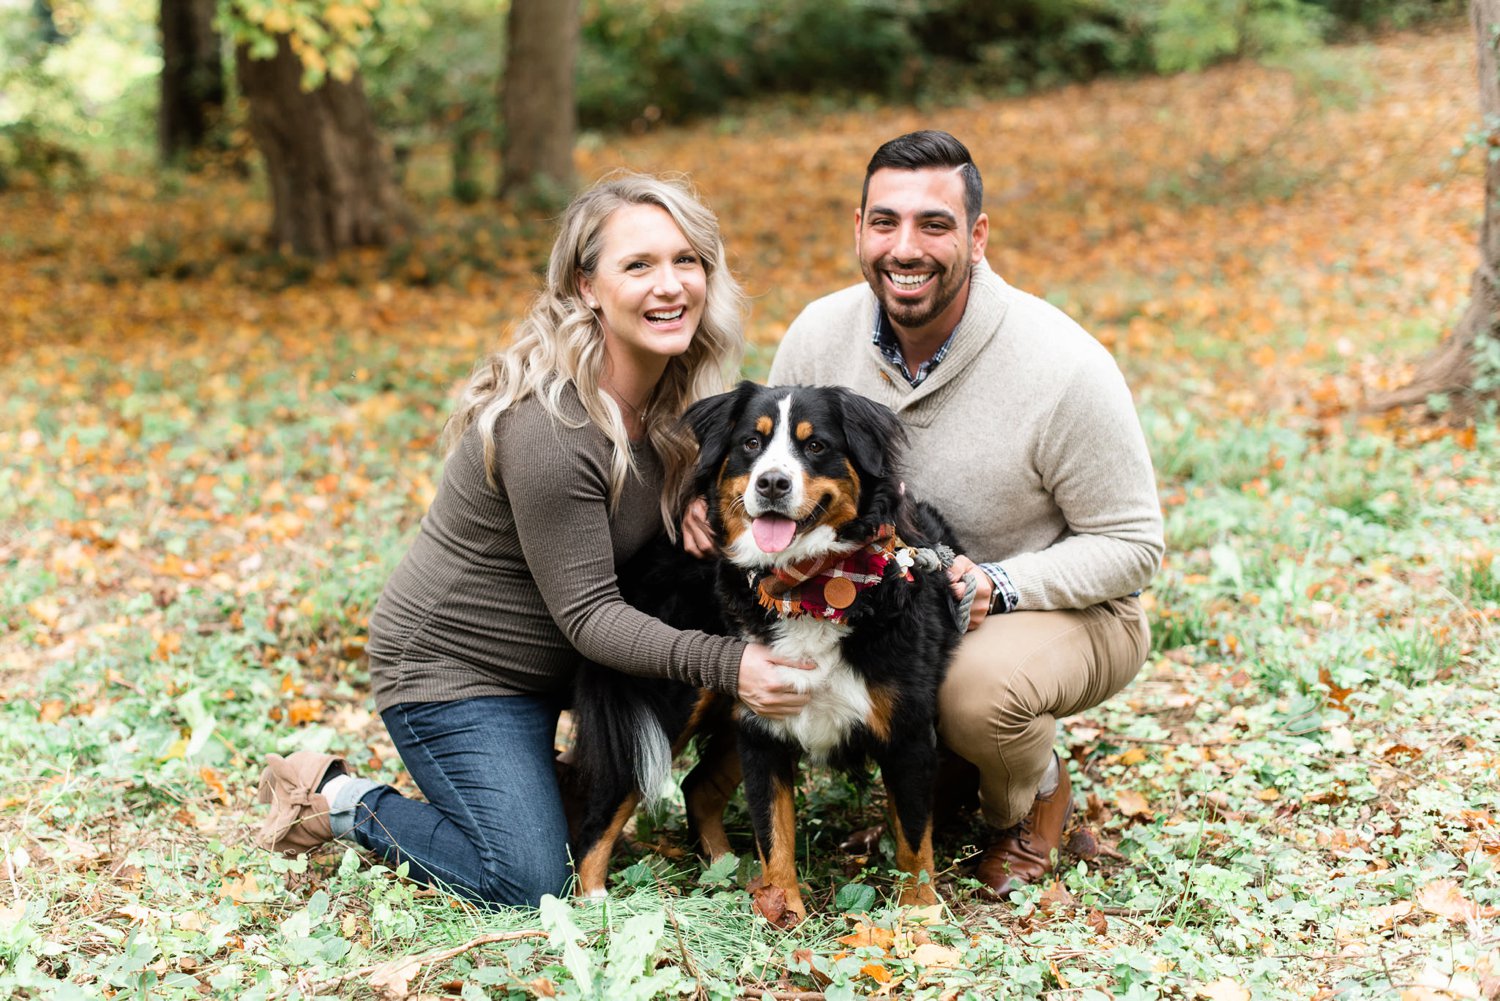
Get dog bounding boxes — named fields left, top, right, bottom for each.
left=569, top=382, right=964, bottom=924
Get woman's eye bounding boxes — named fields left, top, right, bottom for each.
left=743, top=438, right=761, bottom=452
left=805, top=440, right=824, bottom=454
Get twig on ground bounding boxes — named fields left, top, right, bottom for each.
left=664, top=899, right=709, bottom=1001
left=295, top=930, right=547, bottom=997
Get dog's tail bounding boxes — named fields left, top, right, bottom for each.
left=571, top=665, right=685, bottom=810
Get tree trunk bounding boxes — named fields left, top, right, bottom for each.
left=1368, top=0, right=1500, bottom=419
left=235, top=36, right=405, bottom=257
left=499, top=0, right=579, bottom=199
left=159, top=0, right=224, bottom=163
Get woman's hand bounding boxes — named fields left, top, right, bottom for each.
left=736, top=644, right=816, bottom=719
left=681, top=496, right=716, bottom=559
left=946, top=554, right=994, bottom=632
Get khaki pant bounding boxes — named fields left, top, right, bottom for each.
left=937, top=595, right=1150, bottom=828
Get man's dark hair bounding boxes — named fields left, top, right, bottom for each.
left=861, top=130, right=983, bottom=226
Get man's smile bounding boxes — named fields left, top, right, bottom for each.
left=885, top=271, right=935, bottom=296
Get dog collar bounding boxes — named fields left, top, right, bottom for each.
left=753, top=524, right=916, bottom=622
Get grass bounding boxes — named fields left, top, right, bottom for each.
left=2, top=315, right=1495, bottom=999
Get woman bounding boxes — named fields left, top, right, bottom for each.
left=254, top=173, right=813, bottom=907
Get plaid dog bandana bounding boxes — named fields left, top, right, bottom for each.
left=754, top=524, right=916, bottom=622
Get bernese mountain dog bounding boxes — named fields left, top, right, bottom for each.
left=569, top=382, right=964, bottom=925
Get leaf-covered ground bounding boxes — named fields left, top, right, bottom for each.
left=2, top=27, right=1498, bottom=1001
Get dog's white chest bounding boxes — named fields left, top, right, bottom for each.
left=756, top=617, right=870, bottom=761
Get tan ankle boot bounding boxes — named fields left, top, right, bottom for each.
left=254, top=751, right=346, bottom=855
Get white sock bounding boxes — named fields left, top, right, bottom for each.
left=1036, top=754, right=1060, bottom=798
left=320, top=773, right=352, bottom=807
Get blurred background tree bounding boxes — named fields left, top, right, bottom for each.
left=158, top=0, right=223, bottom=163
left=0, top=0, right=1464, bottom=236
left=1369, top=0, right=1500, bottom=417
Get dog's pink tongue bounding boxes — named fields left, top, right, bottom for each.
left=752, top=515, right=797, bottom=554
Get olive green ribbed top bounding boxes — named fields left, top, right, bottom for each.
left=367, top=385, right=744, bottom=713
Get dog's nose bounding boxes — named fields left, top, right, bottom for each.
left=755, top=470, right=792, bottom=500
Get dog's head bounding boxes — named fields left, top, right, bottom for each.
left=683, top=382, right=907, bottom=568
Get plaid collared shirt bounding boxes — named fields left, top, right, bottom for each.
left=872, top=309, right=956, bottom=388
left=872, top=308, right=1020, bottom=614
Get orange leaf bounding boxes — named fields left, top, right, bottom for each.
left=287, top=698, right=325, bottom=725
left=1417, top=878, right=1500, bottom=922
left=838, top=923, right=896, bottom=951
left=1116, top=789, right=1152, bottom=818
left=199, top=766, right=229, bottom=805
left=861, top=962, right=893, bottom=983
left=1318, top=667, right=1355, bottom=714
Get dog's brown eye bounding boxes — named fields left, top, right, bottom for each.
left=744, top=437, right=761, bottom=452
left=805, top=440, right=824, bottom=454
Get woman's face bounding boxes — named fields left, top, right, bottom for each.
left=580, top=203, right=707, bottom=374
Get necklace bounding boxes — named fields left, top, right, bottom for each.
left=603, top=380, right=650, bottom=430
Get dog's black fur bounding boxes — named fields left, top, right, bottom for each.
left=570, top=382, right=963, bottom=921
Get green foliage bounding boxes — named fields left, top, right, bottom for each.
left=0, top=0, right=157, bottom=186
left=1148, top=0, right=1327, bottom=73
left=578, top=0, right=921, bottom=128
left=357, top=0, right=497, bottom=197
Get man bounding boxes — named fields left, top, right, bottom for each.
left=767, top=130, right=1163, bottom=898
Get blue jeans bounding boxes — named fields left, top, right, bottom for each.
left=344, top=695, right=572, bottom=908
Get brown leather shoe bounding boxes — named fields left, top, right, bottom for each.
left=974, top=756, right=1073, bottom=900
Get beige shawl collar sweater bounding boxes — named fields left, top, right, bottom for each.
left=769, top=262, right=1163, bottom=611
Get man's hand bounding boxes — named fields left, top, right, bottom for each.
left=682, top=496, right=716, bottom=559
left=947, top=554, right=994, bottom=632
left=737, top=644, right=816, bottom=719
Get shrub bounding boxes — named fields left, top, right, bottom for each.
left=578, top=0, right=921, bottom=128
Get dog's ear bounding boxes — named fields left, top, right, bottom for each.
left=828, top=387, right=907, bottom=540
left=830, top=387, right=906, bottom=480
left=682, top=380, right=757, bottom=488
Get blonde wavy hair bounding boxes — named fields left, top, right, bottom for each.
left=442, top=172, right=745, bottom=533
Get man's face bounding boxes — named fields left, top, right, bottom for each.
left=856, top=167, right=988, bottom=339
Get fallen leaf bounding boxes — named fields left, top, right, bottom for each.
left=1117, top=789, right=1152, bottom=818
left=912, top=943, right=961, bottom=968
left=748, top=876, right=792, bottom=927
left=839, top=923, right=896, bottom=950
left=218, top=871, right=261, bottom=903
left=1037, top=880, right=1075, bottom=914
left=791, top=947, right=831, bottom=987
left=368, top=956, right=421, bottom=999
left=1201, top=978, right=1251, bottom=1001
left=199, top=765, right=229, bottom=805
left=1418, top=879, right=1500, bottom=922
